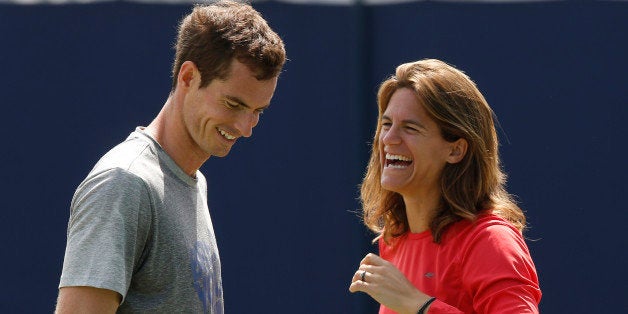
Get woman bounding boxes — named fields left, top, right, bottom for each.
left=349, top=59, right=541, bottom=313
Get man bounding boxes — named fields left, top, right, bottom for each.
left=56, top=1, right=286, bottom=312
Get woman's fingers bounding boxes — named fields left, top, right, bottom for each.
left=349, top=277, right=367, bottom=293
left=360, top=253, right=386, bottom=266
left=351, top=268, right=374, bottom=283
left=349, top=270, right=376, bottom=293
left=350, top=254, right=389, bottom=294
left=350, top=253, right=424, bottom=311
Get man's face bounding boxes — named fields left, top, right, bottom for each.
left=182, top=60, right=278, bottom=158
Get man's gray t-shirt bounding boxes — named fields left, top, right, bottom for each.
left=59, top=128, right=224, bottom=313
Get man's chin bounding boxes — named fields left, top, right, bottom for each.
left=211, top=147, right=231, bottom=158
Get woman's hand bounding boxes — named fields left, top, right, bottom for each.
left=349, top=253, right=432, bottom=314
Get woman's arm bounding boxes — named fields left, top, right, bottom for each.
left=459, top=223, right=541, bottom=313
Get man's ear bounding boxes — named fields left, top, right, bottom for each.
left=177, top=61, right=198, bottom=89
left=446, top=138, right=468, bottom=164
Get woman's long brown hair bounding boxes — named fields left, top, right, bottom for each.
left=361, top=59, right=525, bottom=244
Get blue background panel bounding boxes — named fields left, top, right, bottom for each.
left=0, top=1, right=626, bottom=313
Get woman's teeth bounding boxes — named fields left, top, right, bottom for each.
left=385, top=153, right=412, bottom=168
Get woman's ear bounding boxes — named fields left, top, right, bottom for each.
left=447, top=138, right=468, bottom=164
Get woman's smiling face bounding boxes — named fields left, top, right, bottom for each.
left=379, top=88, right=455, bottom=197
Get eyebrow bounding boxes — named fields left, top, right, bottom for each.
left=381, top=115, right=427, bottom=130
left=225, top=95, right=270, bottom=111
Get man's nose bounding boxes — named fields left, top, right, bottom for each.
left=235, top=111, right=259, bottom=138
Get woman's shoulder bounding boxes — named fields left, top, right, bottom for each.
left=443, top=212, right=525, bottom=249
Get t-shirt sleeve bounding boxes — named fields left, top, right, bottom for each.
left=59, top=167, right=152, bottom=299
left=455, top=221, right=542, bottom=313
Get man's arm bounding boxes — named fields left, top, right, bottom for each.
left=55, top=286, right=121, bottom=314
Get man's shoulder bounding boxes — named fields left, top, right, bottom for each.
left=92, top=133, right=159, bottom=178
left=72, top=134, right=162, bottom=212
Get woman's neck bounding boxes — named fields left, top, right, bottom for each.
left=402, top=189, right=441, bottom=233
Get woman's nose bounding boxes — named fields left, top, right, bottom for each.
left=381, top=126, right=401, bottom=145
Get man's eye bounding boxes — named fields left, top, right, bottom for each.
left=225, top=101, right=239, bottom=109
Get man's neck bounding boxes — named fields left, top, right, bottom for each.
left=145, top=96, right=208, bottom=177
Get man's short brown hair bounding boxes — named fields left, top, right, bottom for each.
left=172, top=0, right=286, bottom=89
